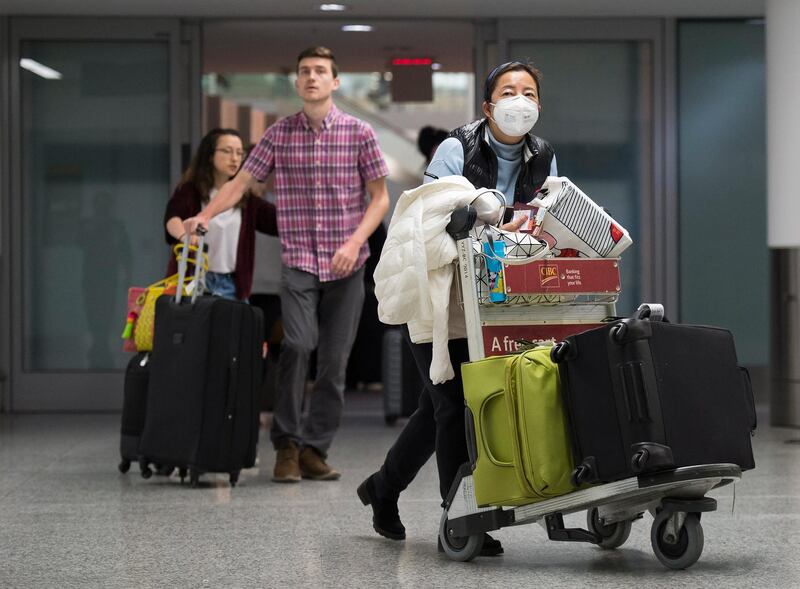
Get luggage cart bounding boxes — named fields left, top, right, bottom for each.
left=439, top=210, right=741, bottom=569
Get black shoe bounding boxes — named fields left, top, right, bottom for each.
left=357, top=474, right=406, bottom=540
left=437, top=533, right=504, bottom=557
left=481, top=533, right=504, bottom=556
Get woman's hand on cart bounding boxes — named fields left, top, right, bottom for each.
left=500, top=215, right=527, bottom=233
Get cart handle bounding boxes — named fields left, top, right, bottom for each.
left=446, top=205, right=478, bottom=240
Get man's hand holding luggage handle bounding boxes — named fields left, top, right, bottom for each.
left=183, top=170, right=255, bottom=238
left=183, top=215, right=208, bottom=239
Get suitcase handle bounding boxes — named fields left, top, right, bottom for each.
left=634, top=303, right=665, bottom=321
left=176, top=228, right=207, bottom=304
left=480, top=392, right=514, bottom=467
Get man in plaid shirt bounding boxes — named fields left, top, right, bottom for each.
left=184, top=46, right=389, bottom=483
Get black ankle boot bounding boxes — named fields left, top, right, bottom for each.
left=357, top=474, right=405, bottom=540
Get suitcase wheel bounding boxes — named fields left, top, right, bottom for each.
left=155, top=464, right=175, bottom=477
left=139, top=458, right=153, bottom=479
left=118, top=459, right=131, bottom=474
left=571, top=463, right=592, bottom=487
left=587, top=507, right=633, bottom=550
left=631, top=449, right=649, bottom=472
left=650, top=511, right=704, bottom=570
left=611, top=322, right=627, bottom=343
left=551, top=341, right=569, bottom=363
left=229, top=471, right=240, bottom=487
left=179, top=467, right=188, bottom=484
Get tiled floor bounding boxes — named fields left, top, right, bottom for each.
left=0, top=394, right=797, bottom=588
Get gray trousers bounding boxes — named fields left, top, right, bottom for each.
left=270, top=265, right=365, bottom=454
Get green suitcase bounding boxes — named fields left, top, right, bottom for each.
left=462, top=347, right=575, bottom=507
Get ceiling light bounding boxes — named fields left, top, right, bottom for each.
left=320, top=3, right=347, bottom=10
left=19, top=58, right=62, bottom=80
left=341, top=25, right=373, bottom=32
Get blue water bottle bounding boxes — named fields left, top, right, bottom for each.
left=483, top=240, right=507, bottom=303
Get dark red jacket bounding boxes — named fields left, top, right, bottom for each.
left=164, top=182, right=278, bottom=300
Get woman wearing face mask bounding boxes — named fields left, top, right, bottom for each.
left=425, top=60, right=557, bottom=221
left=358, top=61, right=556, bottom=557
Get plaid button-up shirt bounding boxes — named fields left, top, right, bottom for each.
left=243, top=104, right=388, bottom=282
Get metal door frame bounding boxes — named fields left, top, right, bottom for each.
left=1, top=16, right=10, bottom=412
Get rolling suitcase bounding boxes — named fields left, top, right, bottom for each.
left=138, top=233, right=263, bottom=487
left=382, top=328, right=424, bottom=425
left=461, top=347, right=575, bottom=507
left=552, top=304, right=757, bottom=485
left=118, top=352, right=150, bottom=474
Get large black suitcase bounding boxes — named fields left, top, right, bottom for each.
left=552, top=304, right=756, bottom=485
left=382, top=328, right=424, bottom=425
left=139, top=293, right=263, bottom=487
left=118, top=352, right=150, bottom=475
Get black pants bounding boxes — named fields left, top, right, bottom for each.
left=374, top=327, right=469, bottom=501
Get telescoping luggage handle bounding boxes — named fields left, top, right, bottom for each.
left=175, top=228, right=207, bottom=305
left=551, top=302, right=667, bottom=363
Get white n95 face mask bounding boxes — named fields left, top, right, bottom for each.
left=491, top=95, right=539, bottom=136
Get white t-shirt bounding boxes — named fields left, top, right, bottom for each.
left=202, top=188, right=241, bottom=273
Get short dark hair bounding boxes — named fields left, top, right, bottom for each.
left=296, top=46, right=338, bottom=78
left=417, top=126, right=449, bottom=162
left=483, top=61, right=542, bottom=102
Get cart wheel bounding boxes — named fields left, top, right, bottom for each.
left=587, top=507, right=632, bottom=549
left=118, top=459, right=131, bottom=474
left=551, top=341, right=569, bottom=363
left=438, top=510, right=484, bottom=562
left=650, top=511, right=704, bottom=570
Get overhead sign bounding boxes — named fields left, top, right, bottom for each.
left=390, top=57, right=433, bottom=102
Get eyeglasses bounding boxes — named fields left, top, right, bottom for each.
left=216, top=147, right=244, bottom=158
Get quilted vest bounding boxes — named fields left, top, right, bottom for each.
left=447, top=119, right=554, bottom=213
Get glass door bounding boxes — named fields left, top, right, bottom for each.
left=490, top=19, right=666, bottom=317
left=9, top=19, right=187, bottom=411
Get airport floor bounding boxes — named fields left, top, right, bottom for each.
left=0, top=393, right=798, bottom=589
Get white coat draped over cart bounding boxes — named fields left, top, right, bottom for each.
left=374, top=176, right=503, bottom=384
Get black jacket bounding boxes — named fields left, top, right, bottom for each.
left=447, top=118, right=555, bottom=207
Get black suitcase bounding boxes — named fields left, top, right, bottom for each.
left=552, top=304, right=756, bottom=485
left=118, top=352, right=150, bottom=475
left=139, top=293, right=263, bottom=487
left=382, top=328, right=424, bottom=425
